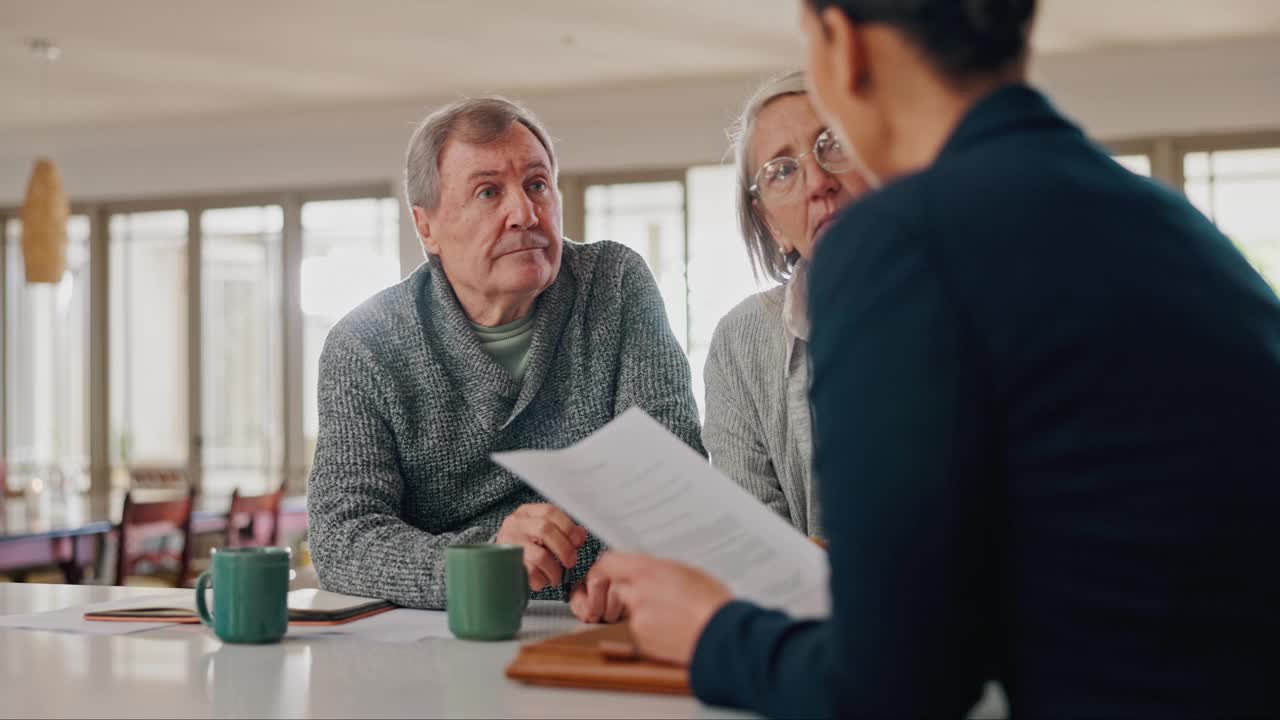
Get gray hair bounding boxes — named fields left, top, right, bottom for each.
left=404, top=96, right=558, bottom=212
left=729, top=71, right=808, bottom=284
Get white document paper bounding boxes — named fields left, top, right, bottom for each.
left=493, top=408, right=830, bottom=618
left=86, top=588, right=382, bottom=617
left=0, top=595, right=579, bottom=643
left=0, top=593, right=188, bottom=636
left=285, top=600, right=579, bottom=643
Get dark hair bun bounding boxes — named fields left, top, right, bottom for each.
left=809, top=0, right=1038, bottom=83
left=954, top=0, right=1037, bottom=73
left=965, top=0, right=1036, bottom=31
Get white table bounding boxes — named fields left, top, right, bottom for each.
left=0, top=583, right=751, bottom=719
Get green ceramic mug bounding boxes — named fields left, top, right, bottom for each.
left=195, top=547, right=291, bottom=644
left=446, top=544, right=529, bottom=641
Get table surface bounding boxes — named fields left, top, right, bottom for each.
left=0, top=583, right=750, bottom=719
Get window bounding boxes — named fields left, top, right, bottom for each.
left=300, top=198, right=400, bottom=467
left=201, top=206, right=283, bottom=496
left=2, top=189, right=400, bottom=500
left=686, top=165, right=767, bottom=411
left=6, top=131, right=1278, bottom=501
left=4, top=216, right=92, bottom=493
left=1185, top=147, right=1280, bottom=287
left=1114, top=154, right=1153, bottom=176
left=584, top=180, right=689, bottom=351
left=581, top=170, right=783, bottom=415
left=109, top=210, right=189, bottom=486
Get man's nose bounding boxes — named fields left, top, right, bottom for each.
left=508, top=189, right=539, bottom=230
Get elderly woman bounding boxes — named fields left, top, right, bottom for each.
left=702, top=71, right=872, bottom=538
left=307, top=97, right=703, bottom=617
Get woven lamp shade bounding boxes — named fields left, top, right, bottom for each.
left=20, top=157, right=70, bottom=283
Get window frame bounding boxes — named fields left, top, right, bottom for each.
left=570, top=169, right=691, bottom=348
left=6, top=127, right=1280, bottom=498
left=1, top=183, right=393, bottom=499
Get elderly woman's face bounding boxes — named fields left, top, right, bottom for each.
left=418, top=123, right=563, bottom=313
left=750, top=94, right=871, bottom=261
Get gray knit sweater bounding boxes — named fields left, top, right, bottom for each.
left=307, top=240, right=704, bottom=609
left=703, top=281, right=820, bottom=537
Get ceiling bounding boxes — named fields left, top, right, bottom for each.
left=3, top=0, right=1279, bottom=133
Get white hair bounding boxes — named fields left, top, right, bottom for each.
left=728, top=71, right=808, bottom=284
left=404, top=96, right=557, bottom=213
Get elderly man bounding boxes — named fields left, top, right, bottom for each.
left=306, top=97, right=703, bottom=616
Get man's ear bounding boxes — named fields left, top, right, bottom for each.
left=412, top=205, right=441, bottom=256
left=821, top=6, right=869, bottom=99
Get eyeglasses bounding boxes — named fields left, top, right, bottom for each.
left=749, top=129, right=854, bottom=204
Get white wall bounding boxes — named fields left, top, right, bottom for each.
left=1030, top=37, right=1280, bottom=140
left=2, top=36, right=1278, bottom=243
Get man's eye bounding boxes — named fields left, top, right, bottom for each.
left=528, top=180, right=549, bottom=193
left=478, top=187, right=498, bottom=200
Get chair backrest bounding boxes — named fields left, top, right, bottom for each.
left=128, top=466, right=186, bottom=490
left=115, top=487, right=195, bottom=586
left=225, top=486, right=284, bottom=548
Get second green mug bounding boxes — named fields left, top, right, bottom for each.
left=446, top=544, right=528, bottom=641
left=195, top=546, right=291, bottom=644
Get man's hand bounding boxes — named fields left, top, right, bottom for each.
left=585, top=552, right=733, bottom=666
left=495, top=504, right=587, bottom=591
left=569, top=575, right=626, bottom=624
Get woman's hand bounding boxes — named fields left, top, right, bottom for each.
left=583, top=552, right=733, bottom=666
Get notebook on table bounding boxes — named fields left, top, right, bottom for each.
left=84, top=589, right=396, bottom=626
left=505, top=622, right=689, bottom=695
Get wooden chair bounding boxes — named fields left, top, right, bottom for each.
left=225, top=486, right=284, bottom=548
left=127, top=466, right=186, bottom=490
left=183, top=485, right=286, bottom=586
left=115, top=488, right=195, bottom=587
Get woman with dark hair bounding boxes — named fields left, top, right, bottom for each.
left=586, top=0, right=1280, bottom=717
left=703, top=71, right=872, bottom=538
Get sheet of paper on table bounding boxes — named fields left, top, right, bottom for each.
left=493, top=407, right=831, bottom=618
left=84, top=588, right=392, bottom=624
left=0, top=593, right=189, bottom=636
left=286, top=600, right=580, bottom=643
left=0, top=592, right=580, bottom=644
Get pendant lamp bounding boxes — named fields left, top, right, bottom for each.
left=20, top=38, right=68, bottom=284
left=20, top=157, right=70, bottom=283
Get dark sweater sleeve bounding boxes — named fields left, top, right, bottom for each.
left=688, top=205, right=995, bottom=717
left=691, top=601, right=834, bottom=718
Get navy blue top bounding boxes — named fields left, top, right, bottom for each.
left=690, top=85, right=1280, bottom=718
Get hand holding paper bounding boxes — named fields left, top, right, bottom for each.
left=492, top=407, right=830, bottom=618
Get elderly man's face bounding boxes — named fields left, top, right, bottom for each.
left=416, top=123, right=563, bottom=318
